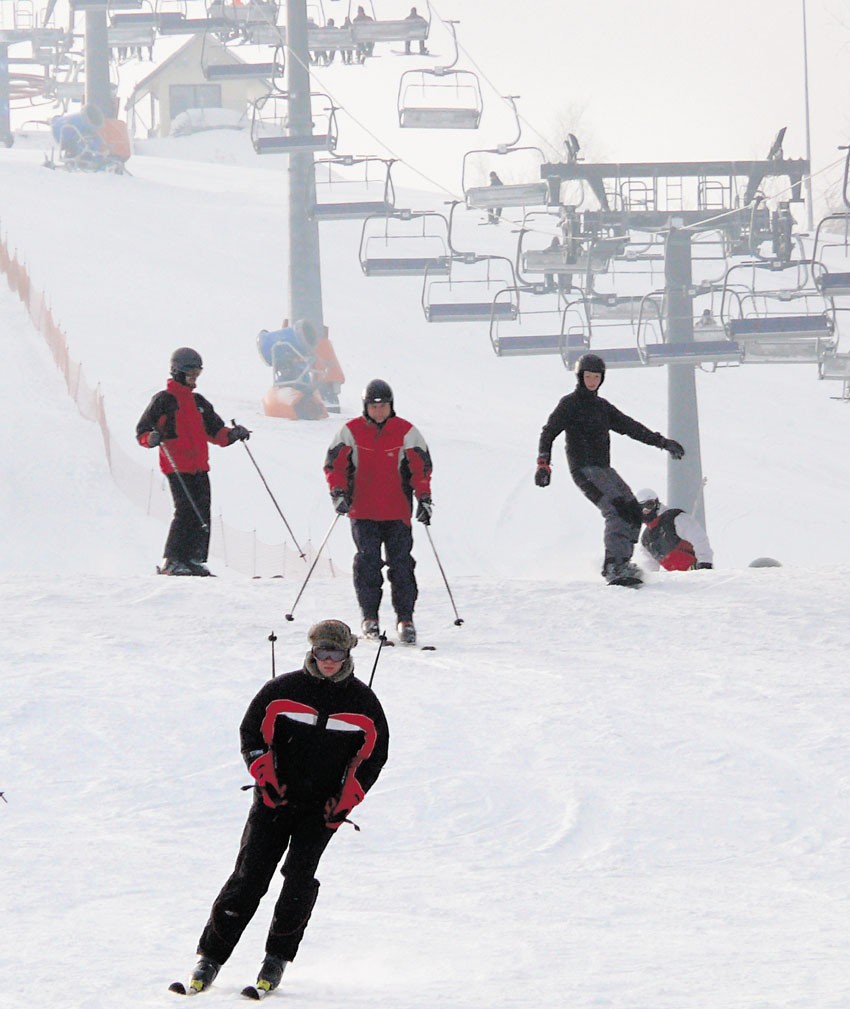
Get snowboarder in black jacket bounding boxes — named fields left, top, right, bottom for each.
left=181, top=620, right=389, bottom=996
left=535, top=353, right=685, bottom=585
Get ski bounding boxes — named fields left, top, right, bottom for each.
left=168, top=980, right=205, bottom=996
left=240, top=984, right=273, bottom=1000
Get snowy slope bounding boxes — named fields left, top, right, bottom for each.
left=2, top=125, right=850, bottom=1009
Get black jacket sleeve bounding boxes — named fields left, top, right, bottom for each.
left=607, top=403, right=665, bottom=448
left=537, top=397, right=572, bottom=461
left=135, top=390, right=177, bottom=442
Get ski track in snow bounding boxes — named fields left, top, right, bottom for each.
left=2, top=130, right=850, bottom=1008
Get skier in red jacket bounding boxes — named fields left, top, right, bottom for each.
left=635, top=488, right=714, bottom=571
left=324, top=379, right=432, bottom=644
left=136, top=347, right=250, bottom=576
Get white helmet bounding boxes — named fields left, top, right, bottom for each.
left=635, top=487, right=660, bottom=521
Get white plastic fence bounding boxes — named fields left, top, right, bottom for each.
left=0, top=227, right=336, bottom=580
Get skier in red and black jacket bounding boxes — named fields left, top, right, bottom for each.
left=183, top=619, right=389, bottom=996
left=135, top=347, right=249, bottom=576
left=324, top=379, right=432, bottom=644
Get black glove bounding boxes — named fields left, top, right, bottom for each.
left=535, top=457, right=551, bottom=487
left=147, top=430, right=162, bottom=448
left=331, top=490, right=350, bottom=515
left=663, top=438, right=685, bottom=460
left=416, top=497, right=433, bottom=525
left=228, top=424, right=251, bottom=443
left=695, top=561, right=713, bottom=570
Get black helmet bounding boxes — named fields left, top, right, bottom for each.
left=170, top=347, right=203, bottom=382
left=363, top=378, right=394, bottom=410
left=575, top=352, right=606, bottom=387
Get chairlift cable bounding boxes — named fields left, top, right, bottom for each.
left=428, top=0, right=561, bottom=161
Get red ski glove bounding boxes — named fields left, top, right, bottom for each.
left=323, top=777, right=365, bottom=829
left=249, top=752, right=287, bottom=809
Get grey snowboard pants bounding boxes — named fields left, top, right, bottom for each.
left=572, top=465, right=642, bottom=568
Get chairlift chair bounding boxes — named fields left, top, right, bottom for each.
left=812, top=212, right=850, bottom=297
left=461, top=98, right=548, bottom=213
left=250, top=92, right=338, bottom=155
left=346, top=0, right=430, bottom=46
left=818, top=351, right=850, bottom=400
left=200, top=22, right=284, bottom=82
left=309, top=156, right=397, bottom=221
left=358, top=210, right=451, bottom=276
left=720, top=260, right=836, bottom=363
left=422, top=254, right=518, bottom=323
left=489, top=288, right=589, bottom=358
left=397, top=68, right=483, bottom=129
left=396, top=17, right=482, bottom=129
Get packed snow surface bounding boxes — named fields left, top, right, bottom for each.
left=2, top=124, right=850, bottom=1009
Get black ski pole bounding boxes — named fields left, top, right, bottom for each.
left=424, top=526, right=464, bottom=626
left=284, top=513, right=341, bottom=622
left=231, top=419, right=307, bottom=560
left=368, top=633, right=388, bottom=689
left=159, top=442, right=209, bottom=531
left=269, top=631, right=277, bottom=677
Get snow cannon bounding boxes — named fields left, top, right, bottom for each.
left=257, top=327, right=296, bottom=366
left=258, top=322, right=345, bottom=420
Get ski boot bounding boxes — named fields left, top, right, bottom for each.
left=361, top=618, right=381, bottom=641
left=187, top=559, right=213, bottom=577
left=256, top=954, right=287, bottom=993
left=397, top=620, right=417, bottom=645
left=603, top=558, right=643, bottom=588
left=189, top=955, right=221, bottom=993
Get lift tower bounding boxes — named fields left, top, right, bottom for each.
left=541, top=152, right=809, bottom=525
left=285, top=0, right=324, bottom=335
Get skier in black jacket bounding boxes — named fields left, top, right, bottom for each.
left=180, top=620, right=389, bottom=997
left=535, top=353, right=685, bottom=585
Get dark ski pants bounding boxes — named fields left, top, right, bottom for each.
left=350, top=518, right=417, bottom=622
left=572, top=465, right=641, bottom=569
left=198, top=800, right=334, bottom=965
left=164, top=471, right=211, bottom=563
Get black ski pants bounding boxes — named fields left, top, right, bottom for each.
left=198, top=799, right=334, bottom=965
left=164, top=471, right=211, bottom=563
left=350, top=518, right=417, bottom=622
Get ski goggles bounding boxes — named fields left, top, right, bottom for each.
left=313, top=647, right=348, bottom=662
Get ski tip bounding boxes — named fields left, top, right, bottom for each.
left=168, top=981, right=187, bottom=995
left=240, top=985, right=262, bottom=1000
left=421, top=644, right=437, bottom=651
